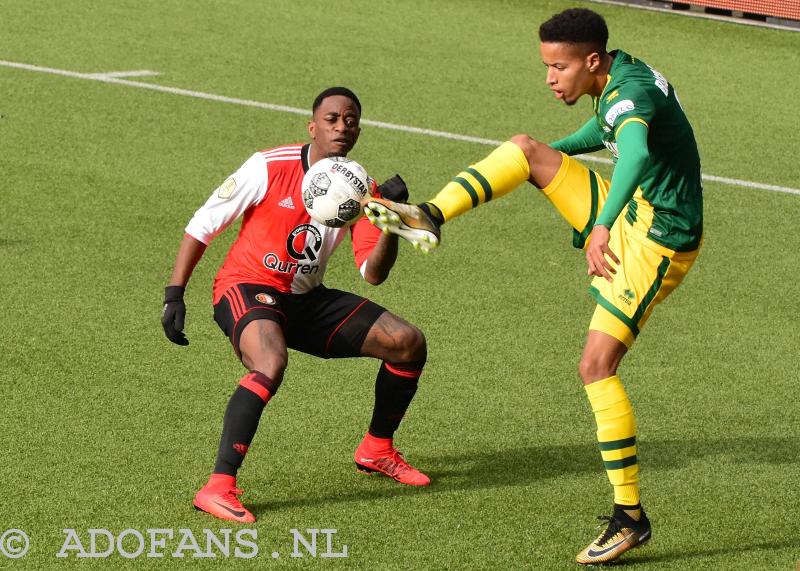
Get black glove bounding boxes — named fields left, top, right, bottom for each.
left=161, top=285, right=188, bottom=346
left=377, top=174, right=409, bottom=203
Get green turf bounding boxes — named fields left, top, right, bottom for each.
left=1, top=0, right=799, bottom=569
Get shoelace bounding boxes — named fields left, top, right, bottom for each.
left=374, top=450, right=410, bottom=476
left=220, top=487, right=245, bottom=506
left=594, top=515, right=623, bottom=546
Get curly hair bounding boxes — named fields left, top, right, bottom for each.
left=538, top=8, right=608, bottom=53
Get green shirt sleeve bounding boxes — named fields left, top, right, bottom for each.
left=595, top=120, right=650, bottom=229
left=550, top=117, right=605, bottom=156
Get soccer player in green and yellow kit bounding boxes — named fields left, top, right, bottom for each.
left=364, top=7, right=702, bottom=566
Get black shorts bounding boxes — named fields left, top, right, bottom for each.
left=213, top=283, right=386, bottom=359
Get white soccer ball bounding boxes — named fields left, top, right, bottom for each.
left=302, top=157, right=370, bottom=228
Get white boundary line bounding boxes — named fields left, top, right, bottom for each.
left=2, top=59, right=798, bottom=197
left=85, top=70, right=160, bottom=79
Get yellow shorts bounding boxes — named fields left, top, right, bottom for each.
left=542, top=153, right=700, bottom=348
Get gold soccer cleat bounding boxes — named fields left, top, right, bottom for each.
left=363, top=198, right=441, bottom=253
left=576, top=511, right=651, bottom=565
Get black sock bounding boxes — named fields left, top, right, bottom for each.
left=368, top=361, right=424, bottom=439
left=213, top=371, right=278, bottom=476
left=419, top=202, right=445, bottom=226
left=614, top=503, right=644, bottom=524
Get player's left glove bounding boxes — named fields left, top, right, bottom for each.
left=162, top=285, right=189, bottom=346
left=377, top=174, right=409, bottom=203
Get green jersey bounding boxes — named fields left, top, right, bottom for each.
left=555, top=49, right=703, bottom=252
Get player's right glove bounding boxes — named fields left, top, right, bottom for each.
left=162, top=285, right=189, bottom=346
left=377, top=174, right=409, bottom=203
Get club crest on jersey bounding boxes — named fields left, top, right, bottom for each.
left=254, top=293, right=276, bottom=305
left=216, top=177, right=236, bottom=199
left=262, top=224, right=323, bottom=274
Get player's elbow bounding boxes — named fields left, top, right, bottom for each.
left=631, top=150, right=650, bottom=168
left=622, top=145, right=650, bottom=169
left=364, top=269, right=390, bottom=286
left=362, top=258, right=393, bottom=285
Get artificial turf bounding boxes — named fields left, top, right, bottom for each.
left=1, top=1, right=799, bottom=568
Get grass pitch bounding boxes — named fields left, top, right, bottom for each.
left=1, top=1, right=799, bottom=569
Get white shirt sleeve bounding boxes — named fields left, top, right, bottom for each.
left=185, top=153, right=268, bottom=245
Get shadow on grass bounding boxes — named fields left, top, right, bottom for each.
left=618, top=539, right=799, bottom=566
left=250, top=435, right=798, bottom=512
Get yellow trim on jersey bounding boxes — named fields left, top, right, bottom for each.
left=628, top=187, right=656, bottom=243
left=594, top=74, right=615, bottom=114
left=615, top=117, right=648, bottom=137
left=600, top=73, right=613, bottom=101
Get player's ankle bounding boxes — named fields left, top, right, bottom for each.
left=613, top=503, right=643, bottom=524
left=418, top=202, right=444, bottom=226
left=207, top=473, right=237, bottom=488
left=361, top=432, right=394, bottom=454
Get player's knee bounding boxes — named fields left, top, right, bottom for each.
left=509, top=134, right=534, bottom=159
left=242, top=348, right=288, bottom=383
left=396, top=325, right=427, bottom=364
left=509, top=134, right=545, bottom=163
left=578, top=354, right=616, bottom=384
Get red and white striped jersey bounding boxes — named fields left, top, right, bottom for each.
left=185, top=144, right=382, bottom=302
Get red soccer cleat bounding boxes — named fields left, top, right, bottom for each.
left=193, top=474, right=256, bottom=523
left=354, top=435, right=431, bottom=487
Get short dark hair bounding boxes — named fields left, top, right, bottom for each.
left=312, top=87, right=361, bottom=114
left=538, top=8, right=608, bottom=54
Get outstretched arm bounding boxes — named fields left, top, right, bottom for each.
left=550, top=117, right=606, bottom=156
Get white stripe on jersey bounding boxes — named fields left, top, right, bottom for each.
left=261, top=151, right=301, bottom=159
left=260, top=146, right=302, bottom=159
left=262, top=144, right=302, bottom=152
left=263, top=156, right=302, bottom=164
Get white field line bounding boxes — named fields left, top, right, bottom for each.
left=85, top=70, right=160, bottom=79
left=2, top=59, right=799, bottom=197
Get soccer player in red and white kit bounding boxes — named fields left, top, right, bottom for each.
left=161, top=87, right=429, bottom=523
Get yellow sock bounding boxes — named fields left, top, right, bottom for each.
left=428, top=141, right=530, bottom=221
left=584, top=375, right=640, bottom=506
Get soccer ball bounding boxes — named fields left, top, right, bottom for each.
left=302, top=157, right=370, bottom=228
